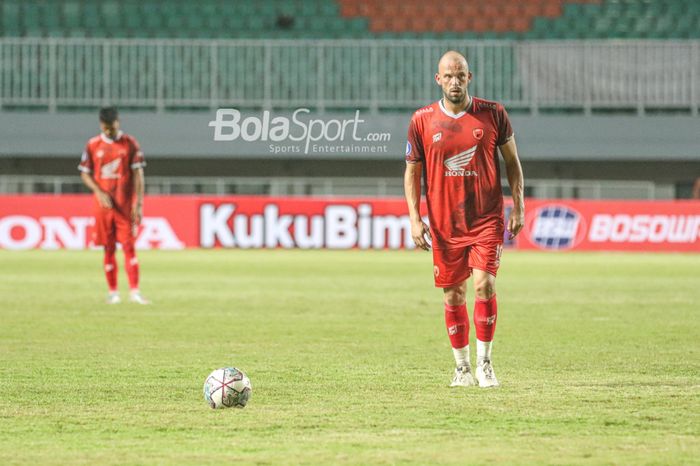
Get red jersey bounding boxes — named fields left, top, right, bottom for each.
left=406, top=97, right=513, bottom=249
left=78, top=131, right=145, bottom=214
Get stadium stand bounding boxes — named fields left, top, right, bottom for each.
left=1, top=0, right=700, bottom=39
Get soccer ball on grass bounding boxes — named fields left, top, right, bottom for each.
left=203, top=367, right=251, bottom=409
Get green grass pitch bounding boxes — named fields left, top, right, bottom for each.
left=0, top=249, right=698, bottom=465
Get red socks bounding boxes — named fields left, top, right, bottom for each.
left=123, top=247, right=140, bottom=291
left=474, top=295, right=498, bottom=342
left=104, top=246, right=140, bottom=292
left=104, top=249, right=117, bottom=292
left=444, top=304, right=469, bottom=348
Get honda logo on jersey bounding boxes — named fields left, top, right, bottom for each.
left=100, top=158, right=121, bottom=179
left=444, top=145, right=478, bottom=177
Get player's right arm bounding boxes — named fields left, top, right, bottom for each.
left=78, top=145, right=113, bottom=209
left=404, top=116, right=431, bottom=251
left=80, top=172, right=113, bottom=209
left=404, top=161, right=431, bottom=251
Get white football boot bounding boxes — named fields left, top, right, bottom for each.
left=475, top=360, right=500, bottom=388
left=106, top=291, right=121, bottom=304
left=450, top=365, right=476, bottom=387
left=129, top=290, right=151, bottom=305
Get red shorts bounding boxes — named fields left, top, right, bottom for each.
left=432, top=240, right=503, bottom=288
left=93, top=208, right=135, bottom=248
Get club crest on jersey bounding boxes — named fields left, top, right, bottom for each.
left=96, top=149, right=105, bottom=158
left=432, top=132, right=442, bottom=143
left=473, top=128, right=484, bottom=140
left=443, top=145, right=478, bottom=177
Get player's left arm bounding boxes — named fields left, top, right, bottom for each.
left=132, top=167, right=144, bottom=230
left=130, top=137, right=146, bottom=231
left=499, top=136, right=525, bottom=239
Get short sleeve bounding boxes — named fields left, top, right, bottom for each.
left=78, top=143, right=93, bottom=173
left=405, top=117, right=425, bottom=163
left=496, top=105, right=514, bottom=146
left=129, top=137, right=146, bottom=170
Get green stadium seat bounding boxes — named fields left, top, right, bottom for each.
left=141, top=1, right=159, bottom=13
left=2, top=22, right=21, bottom=36
left=654, top=14, right=675, bottom=36
left=88, top=27, right=108, bottom=38
left=222, top=2, right=255, bottom=17
left=101, top=2, right=120, bottom=18
left=20, top=4, right=40, bottom=29
left=2, top=0, right=21, bottom=22
left=185, top=15, right=206, bottom=31
left=165, top=14, right=185, bottom=31
left=320, top=2, right=340, bottom=17
left=247, top=16, right=266, bottom=31
left=123, top=4, right=141, bottom=20
left=633, top=16, right=653, bottom=38
left=143, top=15, right=163, bottom=30
left=24, top=26, right=45, bottom=37
left=62, top=2, right=82, bottom=29
left=124, top=15, right=143, bottom=31
left=299, top=1, right=319, bottom=17
left=67, top=29, right=86, bottom=38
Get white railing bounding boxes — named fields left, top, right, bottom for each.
left=0, top=175, right=661, bottom=199
left=0, top=38, right=698, bottom=115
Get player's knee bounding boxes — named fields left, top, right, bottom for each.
left=474, top=281, right=496, bottom=299
left=443, top=286, right=466, bottom=306
left=104, top=245, right=116, bottom=255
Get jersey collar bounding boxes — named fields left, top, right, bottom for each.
left=439, top=96, right=473, bottom=119
left=100, top=130, right=123, bottom=144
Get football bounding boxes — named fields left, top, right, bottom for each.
left=203, top=367, right=252, bottom=409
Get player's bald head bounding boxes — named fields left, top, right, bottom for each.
left=438, top=51, right=469, bottom=74
left=435, top=51, right=472, bottom=106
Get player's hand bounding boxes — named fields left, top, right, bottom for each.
left=96, top=190, right=113, bottom=209
left=507, top=205, right=525, bottom=240
left=411, top=220, right=432, bottom=251
left=132, top=204, right=143, bottom=235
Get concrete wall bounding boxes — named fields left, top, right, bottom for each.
left=0, top=110, right=697, bottom=196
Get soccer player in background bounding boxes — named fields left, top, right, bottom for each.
left=404, top=51, right=524, bottom=387
left=78, top=107, right=149, bottom=304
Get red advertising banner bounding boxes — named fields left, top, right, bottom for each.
left=0, top=195, right=698, bottom=252
left=514, top=199, right=700, bottom=252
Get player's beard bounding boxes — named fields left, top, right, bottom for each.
left=444, top=89, right=466, bottom=105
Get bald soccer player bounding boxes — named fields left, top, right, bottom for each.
left=404, top=51, right=525, bottom=388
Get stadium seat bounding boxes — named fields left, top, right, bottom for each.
left=1, top=0, right=697, bottom=40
